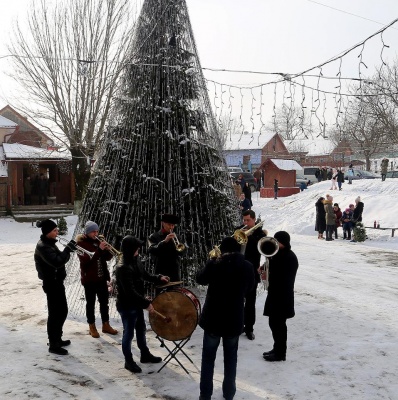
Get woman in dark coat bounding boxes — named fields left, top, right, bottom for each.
left=315, top=197, right=326, bottom=239
left=263, top=231, right=298, bottom=362
left=115, top=236, right=169, bottom=373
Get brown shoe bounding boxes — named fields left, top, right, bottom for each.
left=89, top=323, right=100, bottom=338
left=102, top=321, right=118, bottom=335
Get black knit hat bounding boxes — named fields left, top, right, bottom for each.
left=219, top=237, right=241, bottom=254
left=274, top=231, right=291, bottom=249
left=36, top=219, right=57, bottom=236
left=161, top=214, right=180, bottom=224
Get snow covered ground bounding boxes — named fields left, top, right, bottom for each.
left=0, top=178, right=397, bottom=399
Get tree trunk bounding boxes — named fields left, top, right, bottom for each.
left=70, top=146, right=91, bottom=212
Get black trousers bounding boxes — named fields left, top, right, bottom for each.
left=244, top=283, right=258, bottom=333
left=42, top=281, right=68, bottom=344
left=268, top=315, right=287, bottom=356
left=83, top=280, right=110, bottom=324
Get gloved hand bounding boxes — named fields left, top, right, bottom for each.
left=67, top=239, right=77, bottom=252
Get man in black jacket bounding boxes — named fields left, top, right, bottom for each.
left=241, top=210, right=266, bottom=340
left=197, top=237, right=254, bottom=400
left=34, top=219, right=76, bottom=355
left=115, top=236, right=169, bottom=374
left=148, top=214, right=185, bottom=283
left=263, top=231, right=299, bottom=362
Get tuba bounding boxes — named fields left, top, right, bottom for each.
left=257, top=237, right=279, bottom=290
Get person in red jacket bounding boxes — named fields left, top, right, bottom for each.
left=77, top=220, right=118, bottom=338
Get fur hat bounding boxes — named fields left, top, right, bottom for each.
left=355, top=196, right=361, bottom=203
left=274, top=231, right=291, bottom=250
left=36, top=219, right=57, bottom=236
left=219, top=237, right=241, bottom=254
left=84, top=220, right=99, bottom=235
left=326, top=194, right=333, bottom=202
left=161, top=214, right=180, bottom=224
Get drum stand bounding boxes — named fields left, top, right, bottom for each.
left=156, top=335, right=195, bottom=375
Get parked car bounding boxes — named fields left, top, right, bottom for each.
left=296, top=174, right=308, bottom=189
left=228, top=166, right=243, bottom=173
left=386, top=170, right=398, bottom=178
left=230, top=172, right=257, bottom=192
left=344, top=169, right=381, bottom=180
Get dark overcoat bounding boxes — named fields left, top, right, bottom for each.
left=115, top=256, right=162, bottom=310
left=263, top=248, right=298, bottom=319
left=196, top=253, right=254, bottom=337
left=315, top=199, right=326, bottom=232
left=148, top=230, right=185, bottom=282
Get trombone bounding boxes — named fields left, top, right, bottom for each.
left=57, top=237, right=95, bottom=259
left=96, top=235, right=123, bottom=260
left=170, top=230, right=186, bottom=252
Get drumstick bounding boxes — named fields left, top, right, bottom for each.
left=153, top=309, right=171, bottom=323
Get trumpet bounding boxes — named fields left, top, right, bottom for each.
left=57, top=237, right=95, bottom=259
left=96, top=235, right=123, bottom=260
left=233, top=220, right=265, bottom=245
left=170, top=230, right=185, bottom=252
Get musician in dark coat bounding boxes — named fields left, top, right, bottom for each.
left=115, top=236, right=169, bottom=374
left=315, top=197, right=326, bottom=239
left=148, top=214, right=185, bottom=282
left=34, top=219, right=76, bottom=355
left=263, top=231, right=298, bottom=362
left=240, top=210, right=266, bottom=340
left=197, top=237, right=254, bottom=400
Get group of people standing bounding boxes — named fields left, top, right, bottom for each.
left=315, top=195, right=364, bottom=241
left=315, top=167, right=345, bottom=190
left=197, top=210, right=298, bottom=400
left=34, top=211, right=299, bottom=400
left=24, top=173, right=49, bottom=205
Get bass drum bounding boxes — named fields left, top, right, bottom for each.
left=149, top=288, right=201, bottom=341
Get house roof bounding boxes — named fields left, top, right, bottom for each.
left=224, top=132, right=275, bottom=150
left=0, top=115, right=18, bottom=128
left=270, top=158, right=302, bottom=171
left=2, top=143, right=71, bottom=160
left=285, top=139, right=334, bottom=156
left=0, top=105, right=54, bottom=145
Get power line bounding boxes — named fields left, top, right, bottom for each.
left=306, top=0, right=398, bottom=30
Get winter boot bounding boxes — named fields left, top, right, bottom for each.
left=343, top=232, right=347, bottom=239
left=102, top=321, right=118, bottom=335
left=89, top=323, right=100, bottom=338
left=48, top=343, right=68, bottom=355
left=140, top=350, right=162, bottom=363
left=125, top=359, right=142, bottom=373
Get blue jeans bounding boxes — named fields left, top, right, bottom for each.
left=118, top=308, right=148, bottom=361
left=200, top=331, right=239, bottom=400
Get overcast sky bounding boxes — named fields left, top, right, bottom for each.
left=1, top=0, right=398, bottom=132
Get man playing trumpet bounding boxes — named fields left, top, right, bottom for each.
left=76, top=220, right=118, bottom=338
left=148, top=214, right=185, bottom=283
left=240, top=210, right=267, bottom=340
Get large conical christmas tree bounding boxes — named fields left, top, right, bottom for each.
left=66, top=0, right=240, bottom=314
